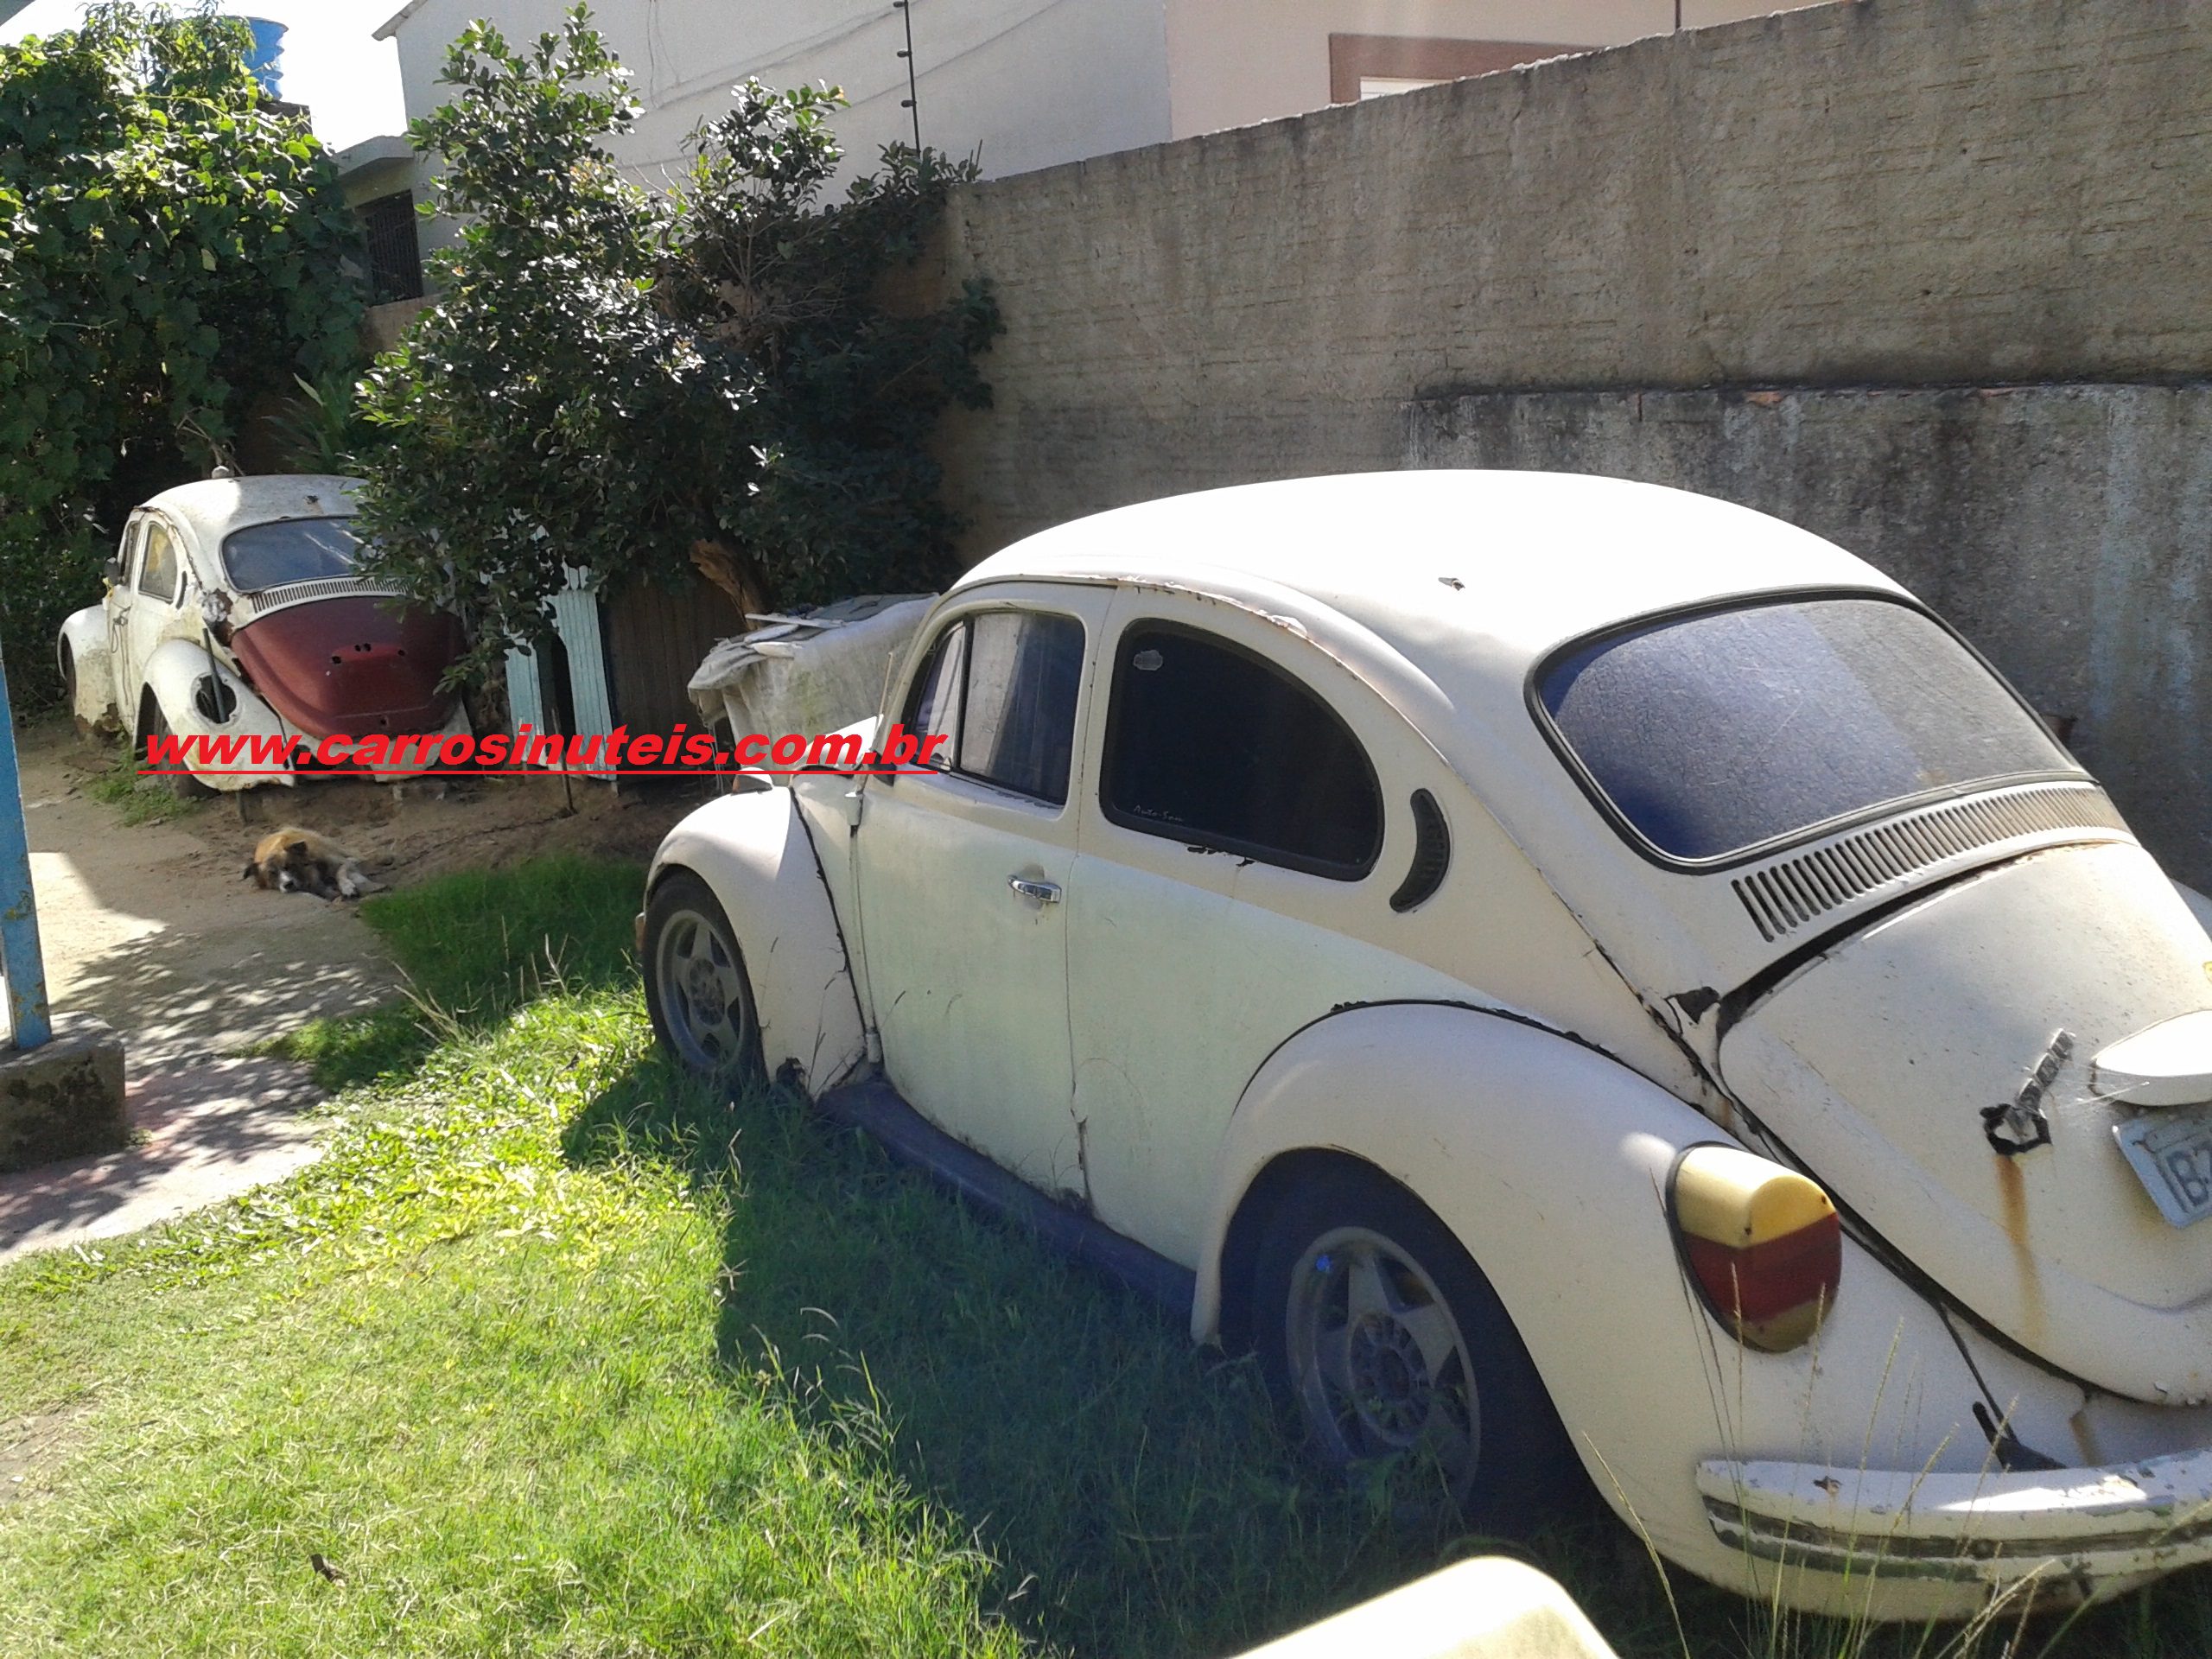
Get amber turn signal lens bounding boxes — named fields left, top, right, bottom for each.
left=1669, top=1145, right=1841, bottom=1352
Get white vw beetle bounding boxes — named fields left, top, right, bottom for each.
left=641, top=472, right=2212, bottom=1618
left=59, top=474, right=470, bottom=791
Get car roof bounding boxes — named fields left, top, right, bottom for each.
left=953, top=472, right=1906, bottom=704
left=140, top=474, right=361, bottom=569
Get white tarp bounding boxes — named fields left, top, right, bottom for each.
left=686, top=594, right=935, bottom=748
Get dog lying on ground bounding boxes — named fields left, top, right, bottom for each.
left=241, top=827, right=379, bottom=901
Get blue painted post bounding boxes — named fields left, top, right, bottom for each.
left=0, top=643, right=51, bottom=1050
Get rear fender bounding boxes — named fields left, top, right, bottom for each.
left=648, top=788, right=868, bottom=1093
left=138, top=638, right=290, bottom=791
left=59, top=606, right=119, bottom=729
left=1198, top=1002, right=2006, bottom=1582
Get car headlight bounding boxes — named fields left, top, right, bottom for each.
left=1668, top=1145, right=1841, bottom=1352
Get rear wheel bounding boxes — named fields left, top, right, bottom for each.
left=141, top=698, right=212, bottom=798
left=1250, top=1163, right=1581, bottom=1535
left=644, top=871, right=763, bottom=1084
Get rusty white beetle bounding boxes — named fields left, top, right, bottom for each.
left=644, top=471, right=2212, bottom=1619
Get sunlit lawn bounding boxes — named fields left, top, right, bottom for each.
left=3, top=857, right=2209, bottom=1656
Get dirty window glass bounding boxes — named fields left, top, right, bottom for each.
left=1103, top=625, right=1382, bottom=879
left=901, top=611, right=1084, bottom=804
left=1537, top=596, right=2077, bottom=862
left=903, top=622, right=966, bottom=771
left=137, top=522, right=181, bottom=605
left=222, top=517, right=360, bottom=590
left=957, top=612, right=1084, bottom=804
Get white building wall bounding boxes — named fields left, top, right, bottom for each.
left=380, top=0, right=1173, bottom=199
left=1161, top=0, right=1833, bottom=138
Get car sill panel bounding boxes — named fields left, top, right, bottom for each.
left=812, top=1072, right=1197, bottom=1315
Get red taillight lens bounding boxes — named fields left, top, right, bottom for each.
left=1669, top=1146, right=1841, bottom=1352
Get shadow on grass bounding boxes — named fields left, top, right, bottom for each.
left=276, top=856, right=647, bottom=1091
left=323, top=856, right=2212, bottom=1659
left=559, top=1055, right=1660, bottom=1659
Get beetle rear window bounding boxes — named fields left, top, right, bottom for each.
left=222, top=517, right=360, bottom=590
left=1536, top=596, right=2076, bottom=863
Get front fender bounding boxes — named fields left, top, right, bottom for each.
left=59, top=606, right=118, bottom=728
left=1196, top=1002, right=2011, bottom=1602
left=648, top=788, right=868, bottom=1093
left=139, top=639, right=290, bottom=791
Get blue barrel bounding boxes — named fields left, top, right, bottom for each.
left=233, top=16, right=286, bottom=98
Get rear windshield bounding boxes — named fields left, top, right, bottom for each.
left=222, top=516, right=360, bottom=590
left=1536, top=595, right=2076, bottom=863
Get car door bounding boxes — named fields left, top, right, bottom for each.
left=124, top=515, right=188, bottom=728
left=1063, top=592, right=1472, bottom=1268
left=855, top=582, right=1110, bottom=1198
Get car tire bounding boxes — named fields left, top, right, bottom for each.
left=1250, top=1162, right=1582, bottom=1536
left=142, top=699, right=213, bottom=798
left=643, top=871, right=764, bottom=1086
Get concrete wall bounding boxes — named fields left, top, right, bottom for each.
left=1408, top=386, right=2212, bottom=887
left=913, top=0, right=2212, bottom=880
left=925, top=0, right=2212, bottom=550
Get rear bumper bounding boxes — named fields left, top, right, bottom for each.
left=1698, top=1446, right=2212, bottom=1599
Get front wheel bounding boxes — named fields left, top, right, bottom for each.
left=643, top=871, right=763, bottom=1084
left=1250, top=1163, right=1582, bottom=1535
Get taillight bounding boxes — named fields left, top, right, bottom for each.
left=1669, top=1146, right=1841, bottom=1352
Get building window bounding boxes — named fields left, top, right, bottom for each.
left=1327, top=35, right=1577, bottom=103
left=360, top=189, right=423, bottom=304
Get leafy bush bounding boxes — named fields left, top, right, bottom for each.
left=0, top=2, right=364, bottom=703
left=353, top=5, right=1001, bottom=683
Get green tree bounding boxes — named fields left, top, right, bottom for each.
left=353, top=6, right=1000, bottom=683
left=0, top=1, right=365, bottom=702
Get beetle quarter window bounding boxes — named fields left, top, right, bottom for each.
left=904, top=622, right=967, bottom=772
left=902, top=609, right=1084, bottom=804
left=1102, top=624, right=1383, bottom=879
left=137, top=522, right=181, bottom=604
left=1537, top=594, right=2081, bottom=863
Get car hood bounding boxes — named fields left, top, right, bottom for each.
left=1716, top=840, right=2212, bottom=1405
left=231, top=594, right=463, bottom=740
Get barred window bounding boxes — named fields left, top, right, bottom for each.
left=361, top=190, right=423, bottom=304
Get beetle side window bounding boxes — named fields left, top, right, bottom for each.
left=900, top=609, right=1084, bottom=804
left=1101, top=624, right=1383, bottom=880
left=137, top=522, right=181, bottom=605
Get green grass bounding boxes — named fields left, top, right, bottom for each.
left=7, top=857, right=2212, bottom=1656
left=84, top=745, right=206, bottom=825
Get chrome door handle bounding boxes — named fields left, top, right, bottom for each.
left=1008, top=876, right=1062, bottom=904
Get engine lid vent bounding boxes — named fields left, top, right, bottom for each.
left=1731, top=782, right=2127, bottom=943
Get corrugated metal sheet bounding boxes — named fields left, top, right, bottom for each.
left=503, top=566, right=618, bottom=778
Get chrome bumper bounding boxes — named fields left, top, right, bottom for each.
left=1698, top=1446, right=2212, bottom=1592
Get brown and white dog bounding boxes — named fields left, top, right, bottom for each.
left=241, top=827, right=378, bottom=901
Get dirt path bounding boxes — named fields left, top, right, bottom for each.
left=3, top=721, right=708, bottom=1261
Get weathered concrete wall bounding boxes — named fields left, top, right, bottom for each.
left=1407, top=385, right=2212, bottom=887
left=912, top=0, right=2212, bottom=880
left=925, top=0, right=2212, bottom=556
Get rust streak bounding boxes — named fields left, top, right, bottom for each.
left=1993, top=1155, right=2046, bottom=1344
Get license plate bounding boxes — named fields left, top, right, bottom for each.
left=2115, top=1109, right=2212, bottom=1229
